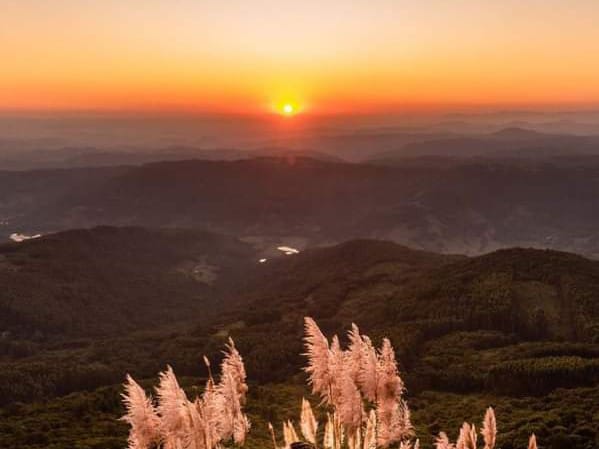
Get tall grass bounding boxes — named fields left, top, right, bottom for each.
left=122, top=338, right=249, bottom=449
left=121, top=318, right=539, bottom=449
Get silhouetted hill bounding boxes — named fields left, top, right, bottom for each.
left=4, top=156, right=599, bottom=258
left=371, top=128, right=599, bottom=160
left=490, top=127, right=546, bottom=139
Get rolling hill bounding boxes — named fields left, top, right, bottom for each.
left=370, top=127, right=599, bottom=161
left=4, top=156, right=599, bottom=258
left=1, top=234, right=599, bottom=448
left=0, top=226, right=256, bottom=337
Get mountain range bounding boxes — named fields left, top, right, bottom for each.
left=3, top=126, right=599, bottom=169
left=2, top=154, right=599, bottom=257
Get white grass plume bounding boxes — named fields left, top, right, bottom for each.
left=323, top=413, right=335, bottom=449
left=300, top=398, right=318, bottom=445
left=481, top=407, right=497, bottom=449
left=358, top=336, right=378, bottom=402
left=435, top=432, right=455, bottom=449
left=156, top=365, right=188, bottom=446
left=362, top=410, right=377, bottom=449
left=121, top=375, right=161, bottom=449
left=304, top=317, right=334, bottom=403
left=221, top=337, right=248, bottom=404
left=268, top=422, right=278, bottom=449
left=376, top=338, right=409, bottom=447
left=122, top=339, right=250, bottom=449
left=528, top=433, right=537, bottom=449
left=283, top=420, right=300, bottom=447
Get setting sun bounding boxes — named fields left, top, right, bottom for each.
left=280, top=103, right=298, bottom=116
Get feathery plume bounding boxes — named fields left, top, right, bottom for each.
left=335, top=412, right=345, bottom=449
left=328, top=335, right=345, bottom=408
left=180, top=398, right=209, bottom=449
left=234, top=414, right=251, bottom=446
left=121, top=375, right=161, bottom=449
left=456, top=423, right=477, bottom=449
left=268, top=422, right=278, bottom=449
left=435, top=432, right=455, bottom=449
left=284, top=420, right=300, bottom=448
left=362, top=410, right=377, bottom=449
left=304, top=317, right=334, bottom=403
left=481, top=407, right=496, bottom=449
left=338, top=365, right=364, bottom=435
left=357, top=336, right=378, bottom=402
left=528, top=433, right=537, bottom=449
left=196, top=377, right=220, bottom=448
left=346, top=323, right=365, bottom=383
left=300, top=398, right=319, bottom=445
left=347, top=426, right=361, bottom=449
left=221, top=338, right=248, bottom=404
left=376, top=338, right=405, bottom=404
left=122, top=339, right=250, bottom=449
left=216, top=371, right=249, bottom=444
left=155, top=365, right=188, bottom=446
left=469, top=424, right=477, bottom=449
left=376, top=338, right=409, bottom=447
left=203, top=355, right=214, bottom=383
left=456, top=425, right=465, bottom=449
left=323, top=413, right=335, bottom=449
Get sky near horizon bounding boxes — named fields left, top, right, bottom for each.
left=2, top=0, right=599, bottom=115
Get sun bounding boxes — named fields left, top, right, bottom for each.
left=279, top=102, right=299, bottom=117
left=272, top=99, right=302, bottom=117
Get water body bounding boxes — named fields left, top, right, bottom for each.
left=9, top=233, right=42, bottom=243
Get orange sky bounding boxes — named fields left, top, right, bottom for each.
left=3, top=1, right=599, bottom=115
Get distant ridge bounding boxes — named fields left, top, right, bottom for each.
left=491, top=126, right=546, bottom=139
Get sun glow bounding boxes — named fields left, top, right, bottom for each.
left=279, top=103, right=299, bottom=116
left=4, top=2, right=599, bottom=113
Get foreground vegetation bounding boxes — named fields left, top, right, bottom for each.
left=118, top=319, right=539, bottom=449
left=2, top=232, right=599, bottom=448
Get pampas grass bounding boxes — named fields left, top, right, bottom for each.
left=121, top=337, right=249, bottom=449
left=277, top=318, right=414, bottom=449
left=122, top=319, right=541, bottom=449
left=528, top=434, right=537, bottom=449
left=481, top=407, right=496, bottom=449
left=434, top=432, right=454, bottom=449
left=289, top=318, right=538, bottom=449
left=121, top=375, right=161, bottom=449
left=436, top=408, right=536, bottom=449
left=300, top=398, right=319, bottom=445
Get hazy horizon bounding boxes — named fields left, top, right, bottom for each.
left=2, top=108, right=599, bottom=154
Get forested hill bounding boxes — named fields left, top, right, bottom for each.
left=224, top=243, right=599, bottom=381
left=0, top=226, right=256, bottom=338
left=2, top=234, right=599, bottom=448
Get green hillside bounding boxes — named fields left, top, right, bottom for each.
left=1, top=233, right=599, bottom=448
left=0, top=226, right=256, bottom=337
